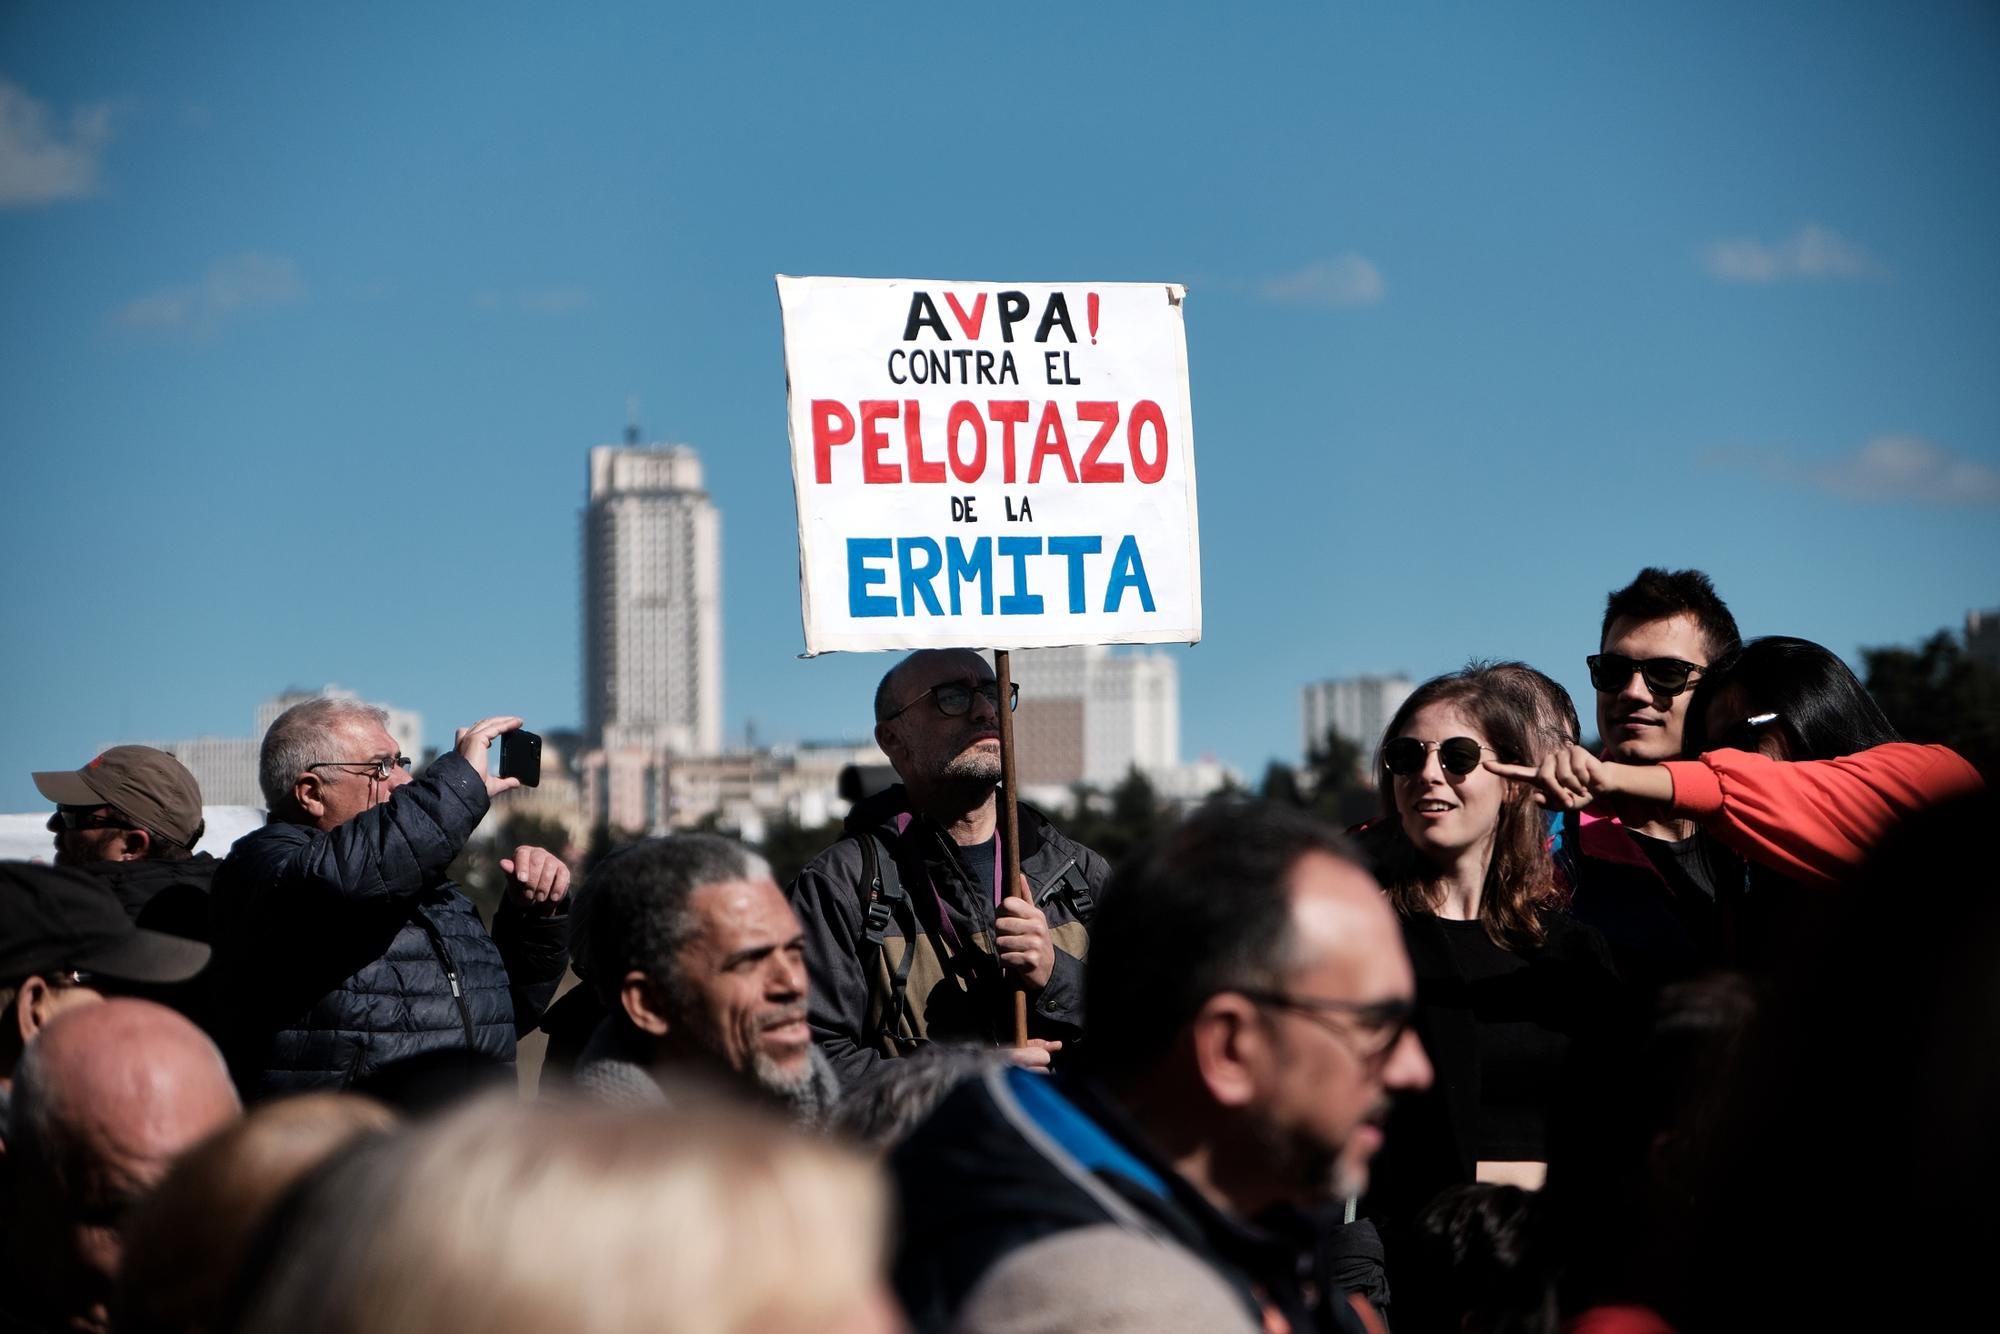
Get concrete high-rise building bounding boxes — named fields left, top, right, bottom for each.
left=1009, top=645, right=1180, bottom=789
left=1301, top=674, right=1414, bottom=768
left=582, top=436, right=722, bottom=758
left=1967, top=607, right=2000, bottom=671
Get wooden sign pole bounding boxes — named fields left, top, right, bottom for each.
left=994, top=648, right=1028, bottom=1047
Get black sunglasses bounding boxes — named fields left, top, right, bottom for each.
left=1586, top=652, right=1705, bottom=698
left=51, top=805, right=137, bottom=833
left=1382, top=736, right=1492, bottom=777
left=885, top=681, right=1020, bottom=720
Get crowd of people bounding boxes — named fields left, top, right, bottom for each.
left=0, top=565, right=1988, bottom=1333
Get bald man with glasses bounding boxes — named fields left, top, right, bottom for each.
left=209, top=698, right=570, bottom=1103
left=891, top=803, right=1431, bottom=1334
left=789, top=649, right=1110, bottom=1089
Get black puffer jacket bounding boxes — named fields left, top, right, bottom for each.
left=82, top=853, right=218, bottom=940
left=209, top=752, right=567, bottom=1101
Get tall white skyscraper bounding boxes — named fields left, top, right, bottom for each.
left=582, top=435, right=722, bottom=756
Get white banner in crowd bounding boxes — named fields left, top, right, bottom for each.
left=778, top=275, right=1202, bottom=656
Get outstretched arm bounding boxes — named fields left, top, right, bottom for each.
left=1490, top=742, right=1984, bottom=887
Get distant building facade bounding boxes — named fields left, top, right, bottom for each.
left=1968, top=607, right=2000, bottom=671
left=1008, top=645, right=1180, bottom=789
left=664, top=740, right=888, bottom=844
left=1301, top=674, right=1414, bottom=772
left=575, top=740, right=887, bottom=844
left=582, top=435, right=722, bottom=758
left=138, top=736, right=262, bottom=807
left=577, top=744, right=670, bottom=836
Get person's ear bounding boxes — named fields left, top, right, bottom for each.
left=1189, top=993, right=1267, bottom=1109
left=619, top=971, right=673, bottom=1038
left=13, top=982, right=41, bottom=1048
left=116, top=828, right=151, bottom=861
left=875, top=720, right=907, bottom=768
left=18, top=976, right=98, bottom=1042
left=293, top=773, right=326, bottom=819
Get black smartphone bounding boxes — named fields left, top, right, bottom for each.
left=498, top=729, right=542, bottom=788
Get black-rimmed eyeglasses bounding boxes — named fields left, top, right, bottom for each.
left=307, top=755, right=413, bottom=781
left=1586, top=652, right=1705, bottom=698
left=1232, top=989, right=1417, bottom=1060
left=883, top=681, right=1019, bottom=721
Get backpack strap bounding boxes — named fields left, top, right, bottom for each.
left=1059, top=861, right=1096, bottom=924
left=856, top=832, right=921, bottom=1053
left=1033, top=853, right=1098, bottom=926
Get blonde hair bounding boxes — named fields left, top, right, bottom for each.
left=238, top=1095, right=890, bottom=1334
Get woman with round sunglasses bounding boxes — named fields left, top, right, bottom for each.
left=1492, top=636, right=1984, bottom=891
left=1358, top=667, right=1624, bottom=1299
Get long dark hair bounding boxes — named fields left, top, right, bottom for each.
left=1374, top=665, right=1560, bottom=950
left=1685, top=636, right=1903, bottom=761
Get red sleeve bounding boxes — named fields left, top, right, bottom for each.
left=1660, top=744, right=1985, bottom=887
left=1565, top=1306, right=1678, bottom=1334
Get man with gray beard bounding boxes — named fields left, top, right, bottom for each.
left=790, top=649, right=1107, bottom=1089
left=567, top=834, right=839, bottom=1124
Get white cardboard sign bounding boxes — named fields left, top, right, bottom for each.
left=778, top=275, right=1202, bottom=656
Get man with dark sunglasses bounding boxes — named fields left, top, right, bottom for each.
left=1573, top=567, right=1744, bottom=989
left=31, top=746, right=217, bottom=943
left=789, top=648, right=1109, bottom=1089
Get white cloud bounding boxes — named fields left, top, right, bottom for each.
left=112, top=253, right=306, bottom=334
left=0, top=77, right=114, bottom=208
left=1708, top=435, right=2000, bottom=507
left=1700, top=224, right=1881, bottom=283
left=1257, top=255, right=1385, bottom=308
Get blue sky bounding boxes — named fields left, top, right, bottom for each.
left=3, top=2, right=1996, bottom=811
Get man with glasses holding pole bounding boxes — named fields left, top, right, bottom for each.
left=1572, top=567, right=1743, bottom=989
left=789, top=648, right=1109, bottom=1089
left=209, top=698, right=569, bottom=1102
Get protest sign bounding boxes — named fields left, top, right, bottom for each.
left=777, top=276, right=1202, bottom=655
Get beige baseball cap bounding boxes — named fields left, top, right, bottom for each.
left=33, top=745, right=206, bottom=851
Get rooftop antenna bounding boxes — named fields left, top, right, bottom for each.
left=624, top=395, right=640, bottom=446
